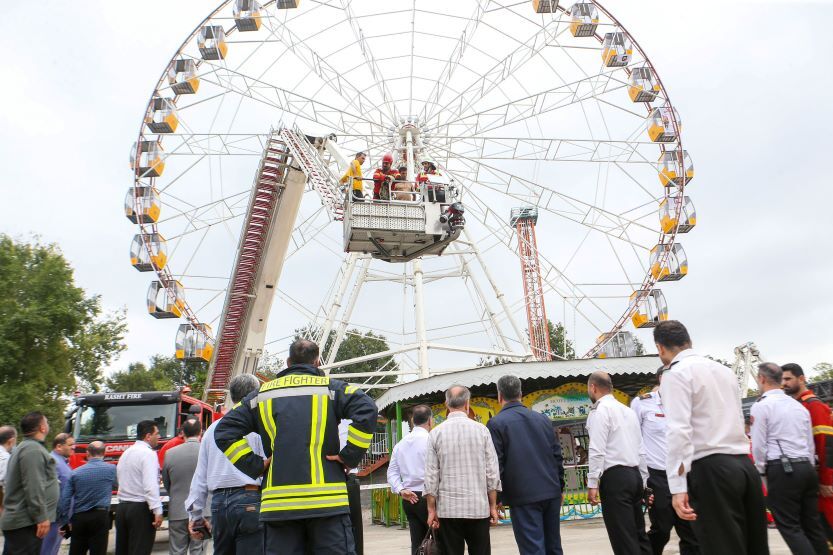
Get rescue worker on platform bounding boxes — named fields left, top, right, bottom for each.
left=372, top=153, right=400, bottom=201
left=783, top=362, right=833, bottom=550
left=417, top=161, right=443, bottom=202
left=214, top=339, right=378, bottom=555
left=340, top=151, right=366, bottom=202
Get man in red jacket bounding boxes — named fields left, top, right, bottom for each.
left=372, top=153, right=399, bottom=200
left=783, top=362, right=833, bottom=551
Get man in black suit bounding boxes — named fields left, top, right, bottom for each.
left=487, top=375, right=565, bottom=555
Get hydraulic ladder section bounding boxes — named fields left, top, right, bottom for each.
left=280, top=126, right=344, bottom=221
left=204, top=131, right=306, bottom=404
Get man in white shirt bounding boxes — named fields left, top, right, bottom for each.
left=751, top=362, right=827, bottom=554
left=656, top=320, right=768, bottom=554
left=185, top=374, right=265, bottom=554
left=631, top=368, right=699, bottom=555
left=586, top=371, right=650, bottom=555
left=115, top=420, right=163, bottom=555
left=0, top=425, right=18, bottom=513
left=387, top=405, right=433, bottom=555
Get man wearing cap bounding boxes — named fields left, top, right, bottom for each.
left=372, top=153, right=399, bottom=200
left=631, top=367, right=699, bottom=555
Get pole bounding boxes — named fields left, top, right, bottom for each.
left=319, top=253, right=358, bottom=356
left=413, top=259, right=429, bottom=378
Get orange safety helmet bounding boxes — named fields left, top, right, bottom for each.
left=382, top=152, right=394, bottom=164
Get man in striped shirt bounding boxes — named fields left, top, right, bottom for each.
left=424, top=385, right=501, bottom=555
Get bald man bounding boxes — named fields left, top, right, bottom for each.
left=586, top=371, right=651, bottom=555
left=58, top=441, right=118, bottom=555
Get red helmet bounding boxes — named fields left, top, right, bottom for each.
left=382, top=153, right=394, bottom=164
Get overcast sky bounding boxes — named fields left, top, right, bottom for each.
left=1, top=0, right=831, bottom=379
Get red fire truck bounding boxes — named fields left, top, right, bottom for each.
left=64, top=389, right=220, bottom=468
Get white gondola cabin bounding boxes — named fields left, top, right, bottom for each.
left=343, top=174, right=464, bottom=262
left=130, top=233, right=167, bottom=272
left=629, top=67, right=660, bottom=103
left=175, top=323, right=214, bottom=362
left=198, top=26, right=228, bottom=60
left=570, top=3, right=599, bottom=37
left=596, top=331, right=638, bottom=358
left=647, top=107, right=679, bottom=143
left=602, top=32, right=632, bottom=67
left=234, top=0, right=262, bottom=32
left=124, top=186, right=161, bottom=224
left=145, top=97, right=178, bottom=134
left=168, top=59, right=200, bottom=95
left=658, top=150, right=694, bottom=187
left=130, top=140, right=165, bottom=178
left=649, top=243, right=688, bottom=281
left=532, top=0, right=558, bottom=13
left=659, top=196, right=696, bottom=234
left=630, top=289, right=668, bottom=329
left=147, top=280, right=185, bottom=319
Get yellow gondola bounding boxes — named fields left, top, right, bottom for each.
left=628, top=67, right=660, bottom=103
left=130, top=233, right=167, bottom=272
left=147, top=280, right=185, bottom=319
left=569, top=3, right=599, bottom=37
left=602, top=32, right=632, bottom=67
left=630, top=289, right=668, bottom=328
left=145, top=97, right=178, bottom=134
left=649, top=243, right=688, bottom=281
left=198, top=26, right=228, bottom=60
left=234, top=0, right=263, bottom=32
left=658, top=150, right=694, bottom=187
left=130, top=140, right=165, bottom=178
left=646, top=107, right=680, bottom=143
left=176, top=324, right=214, bottom=362
left=168, top=59, right=200, bottom=95
left=659, top=196, right=696, bottom=234
left=532, top=0, right=557, bottom=13
left=124, top=186, right=161, bottom=224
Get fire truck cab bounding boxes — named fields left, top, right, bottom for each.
left=64, top=389, right=219, bottom=468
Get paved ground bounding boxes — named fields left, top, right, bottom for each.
left=31, top=515, right=789, bottom=554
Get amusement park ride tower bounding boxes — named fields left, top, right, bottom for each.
left=510, top=207, right=552, bottom=362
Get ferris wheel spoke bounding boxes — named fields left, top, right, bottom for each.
left=337, top=0, right=400, bottom=123
left=433, top=70, right=626, bottom=138
left=426, top=145, right=656, bottom=241
left=429, top=135, right=658, bottom=166
left=257, top=13, right=395, bottom=128
left=424, top=16, right=562, bottom=124
left=186, top=58, right=385, bottom=135
left=416, top=0, right=491, bottom=123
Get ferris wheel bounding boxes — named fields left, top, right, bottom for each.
left=126, top=0, right=695, bottom=403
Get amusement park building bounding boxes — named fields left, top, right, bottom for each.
left=369, top=356, right=662, bottom=524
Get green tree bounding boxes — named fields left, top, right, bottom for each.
left=547, top=320, right=575, bottom=360
left=0, top=236, right=126, bottom=432
left=633, top=336, right=646, bottom=356
left=293, top=326, right=397, bottom=398
left=105, top=355, right=207, bottom=395
left=813, top=362, right=833, bottom=381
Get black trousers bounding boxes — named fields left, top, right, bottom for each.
left=766, top=461, right=828, bottom=555
left=266, top=515, right=355, bottom=555
left=437, top=517, right=490, bottom=555
left=115, top=501, right=156, bottom=555
left=688, top=454, right=768, bottom=555
left=1, top=525, right=42, bottom=555
left=346, top=475, right=363, bottom=555
left=599, top=465, right=650, bottom=555
left=646, top=467, right=699, bottom=555
left=70, top=509, right=110, bottom=555
left=402, top=492, right=429, bottom=555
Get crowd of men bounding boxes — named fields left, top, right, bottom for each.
left=1, top=325, right=832, bottom=554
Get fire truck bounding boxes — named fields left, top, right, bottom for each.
left=64, top=388, right=219, bottom=468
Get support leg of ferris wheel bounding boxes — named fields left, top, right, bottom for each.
left=450, top=243, right=514, bottom=355
left=324, top=256, right=372, bottom=371
left=413, top=258, right=430, bottom=379
left=316, top=252, right=360, bottom=351
left=460, top=228, right=531, bottom=356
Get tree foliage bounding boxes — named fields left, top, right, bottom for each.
left=293, top=325, right=397, bottom=398
left=105, top=355, right=207, bottom=395
left=547, top=320, right=575, bottom=360
left=813, top=362, right=833, bottom=382
left=0, top=236, right=126, bottom=433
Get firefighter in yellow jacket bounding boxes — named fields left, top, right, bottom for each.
left=214, top=339, right=377, bottom=554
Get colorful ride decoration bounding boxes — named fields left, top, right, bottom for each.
left=430, top=396, right=501, bottom=425
left=521, top=383, right=631, bottom=420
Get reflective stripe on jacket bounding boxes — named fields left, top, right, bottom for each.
left=214, top=365, right=377, bottom=521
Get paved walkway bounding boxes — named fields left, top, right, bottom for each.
left=20, top=515, right=790, bottom=553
